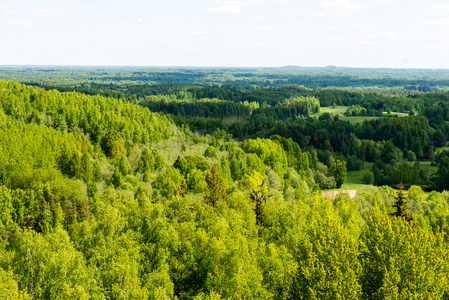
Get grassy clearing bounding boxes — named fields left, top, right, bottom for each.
left=386, top=111, right=409, bottom=117
left=397, top=159, right=438, bottom=173
left=341, top=116, right=380, bottom=124
left=340, top=113, right=408, bottom=124
left=436, top=146, right=449, bottom=153
left=314, top=106, right=407, bottom=124
left=417, top=160, right=438, bottom=173
left=341, top=162, right=373, bottom=190
left=221, top=115, right=250, bottom=126
left=316, top=106, right=348, bottom=116
left=324, top=163, right=373, bottom=192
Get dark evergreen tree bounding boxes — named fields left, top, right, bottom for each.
left=204, top=166, right=228, bottom=208
left=110, top=167, right=123, bottom=188
left=242, top=171, right=268, bottom=226
left=390, top=182, right=413, bottom=222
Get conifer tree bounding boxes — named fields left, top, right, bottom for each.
left=93, top=161, right=102, bottom=182
left=110, top=167, right=123, bottom=188
left=177, top=179, right=189, bottom=198
left=204, top=166, right=227, bottom=208
left=390, top=182, right=413, bottom=222
left=242, top=170, right=267, bottom=226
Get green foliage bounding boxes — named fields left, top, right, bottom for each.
left=116, top=156, right=129, bottom=176
left=187, top=169, right=207, bottom=194
left=246, top=153, right=266, bottom=175
left=0, top=121, right=78, bottom=186
left=293, top=214, right=361, bottom=299
left=174, top=155, right=210, bottom=177
left=360, top=213, right=449, bottom=299
left=153, top=167, right=183, bottom=198
left=204, top=146, right=218, bottom=159
left=257, top=242, right=297, bottom=299
left=407, top=150, right=417, bottom=162
left=242, top=170, right=268, bottom=226
left=345, top=105, right=367, bottom=116
left=280, top=96, right=320, bottom=115
left=228, top=146, right=248, bottom=181
left=9, top=229, right=102, bottom=299
left=3, top=75, right=449, bottom=300
left=0, top=267, right=29, bottom=300
left=270, top=135, right=308, bottom=173
left=390, top=182, right=413, bottom=222
left=242, top=138, right=288, bottom=178
left=93, top=161, right=102, bottom=182
left=110, top=167, right=124, bottom=188
left=313, top=163, right=336, bottom=189
left=0, top=80, right=173, bottom=144
left=204, top=166, right=228, bottom=208
left=362, top=171, right=374, bottom=185
left=328, top=157, right=347, bottom=188
left=102, top=130, right=126, bottom=158
left=153, top=149, right=166, bottom=170
left=434, top=152, right=449, bottom=190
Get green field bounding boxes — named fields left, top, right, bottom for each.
left=415, top=160, right=438, bottom=173
left=314, top=106, right=408, bottom=124
left=341, top=116, right=380, bottom=124
left=341, top=162, right=373, bottom=189
left=436, top=146, right=449, bottom=153
left=323, top=163, right=374, bottom=192
left=316, top=106, right=348, bottom=116
left=387, top=111, right=409, bottom=117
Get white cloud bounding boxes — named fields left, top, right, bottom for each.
left=185, top=48, right=200, bottom=53
left=215, top=0, right=290, bottom=6
left=253, top=25, right=273, bottom=31
left=11, top=20, right=33, bottom=27
left=59, top=0, right=94, bottom=3
left=205, top=5, right=242, bottom=14
left=373, top=0, right=403, bottom=5
left=222, top=38, right=244, bottom=49
left=205, top=0, right=290, bottom=14
left=188, top=30, right=209, bottom=36
left=339, top=23, right=375, bottom=33
left=330, top=23, right=400, bottom=47
left=251, top=15, right=267, bottom=20
left=92, top=13, right=109, bottom=22
left=0, top=6, right=22, bottom=16
left=368, top=32, right=399, bottom=41
left=412, top=36, right=449, bottom=46
left=426, top=18, right=449, bottom=26
left=30, top=9, right=75, bottom=18
left=317, top=0, right=367, bottom=17
left=95, top=13, right=108, bottom=19
left=433, top=4, right=449, bottom=11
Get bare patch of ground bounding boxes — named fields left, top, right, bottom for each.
left=321, top=190, right=357, bottom=200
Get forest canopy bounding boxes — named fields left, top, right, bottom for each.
left=1, top=66, right=449, bottom=299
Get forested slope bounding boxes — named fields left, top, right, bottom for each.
left=1, top=81, right=449, bottom=299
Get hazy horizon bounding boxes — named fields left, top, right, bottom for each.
left=1, top=65, right=449, bottom=71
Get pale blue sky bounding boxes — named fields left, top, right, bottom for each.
left=1, top=0, right=448, bottom=68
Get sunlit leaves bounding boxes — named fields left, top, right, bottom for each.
left=360, top=213, right=449, bottom=299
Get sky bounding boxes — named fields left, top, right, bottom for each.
left=0, top=0, right=449, bottom=68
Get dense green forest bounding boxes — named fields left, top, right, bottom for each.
left=2, top=66, right=449, bottom=89
left=2, top=67, right=449, bottom=299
